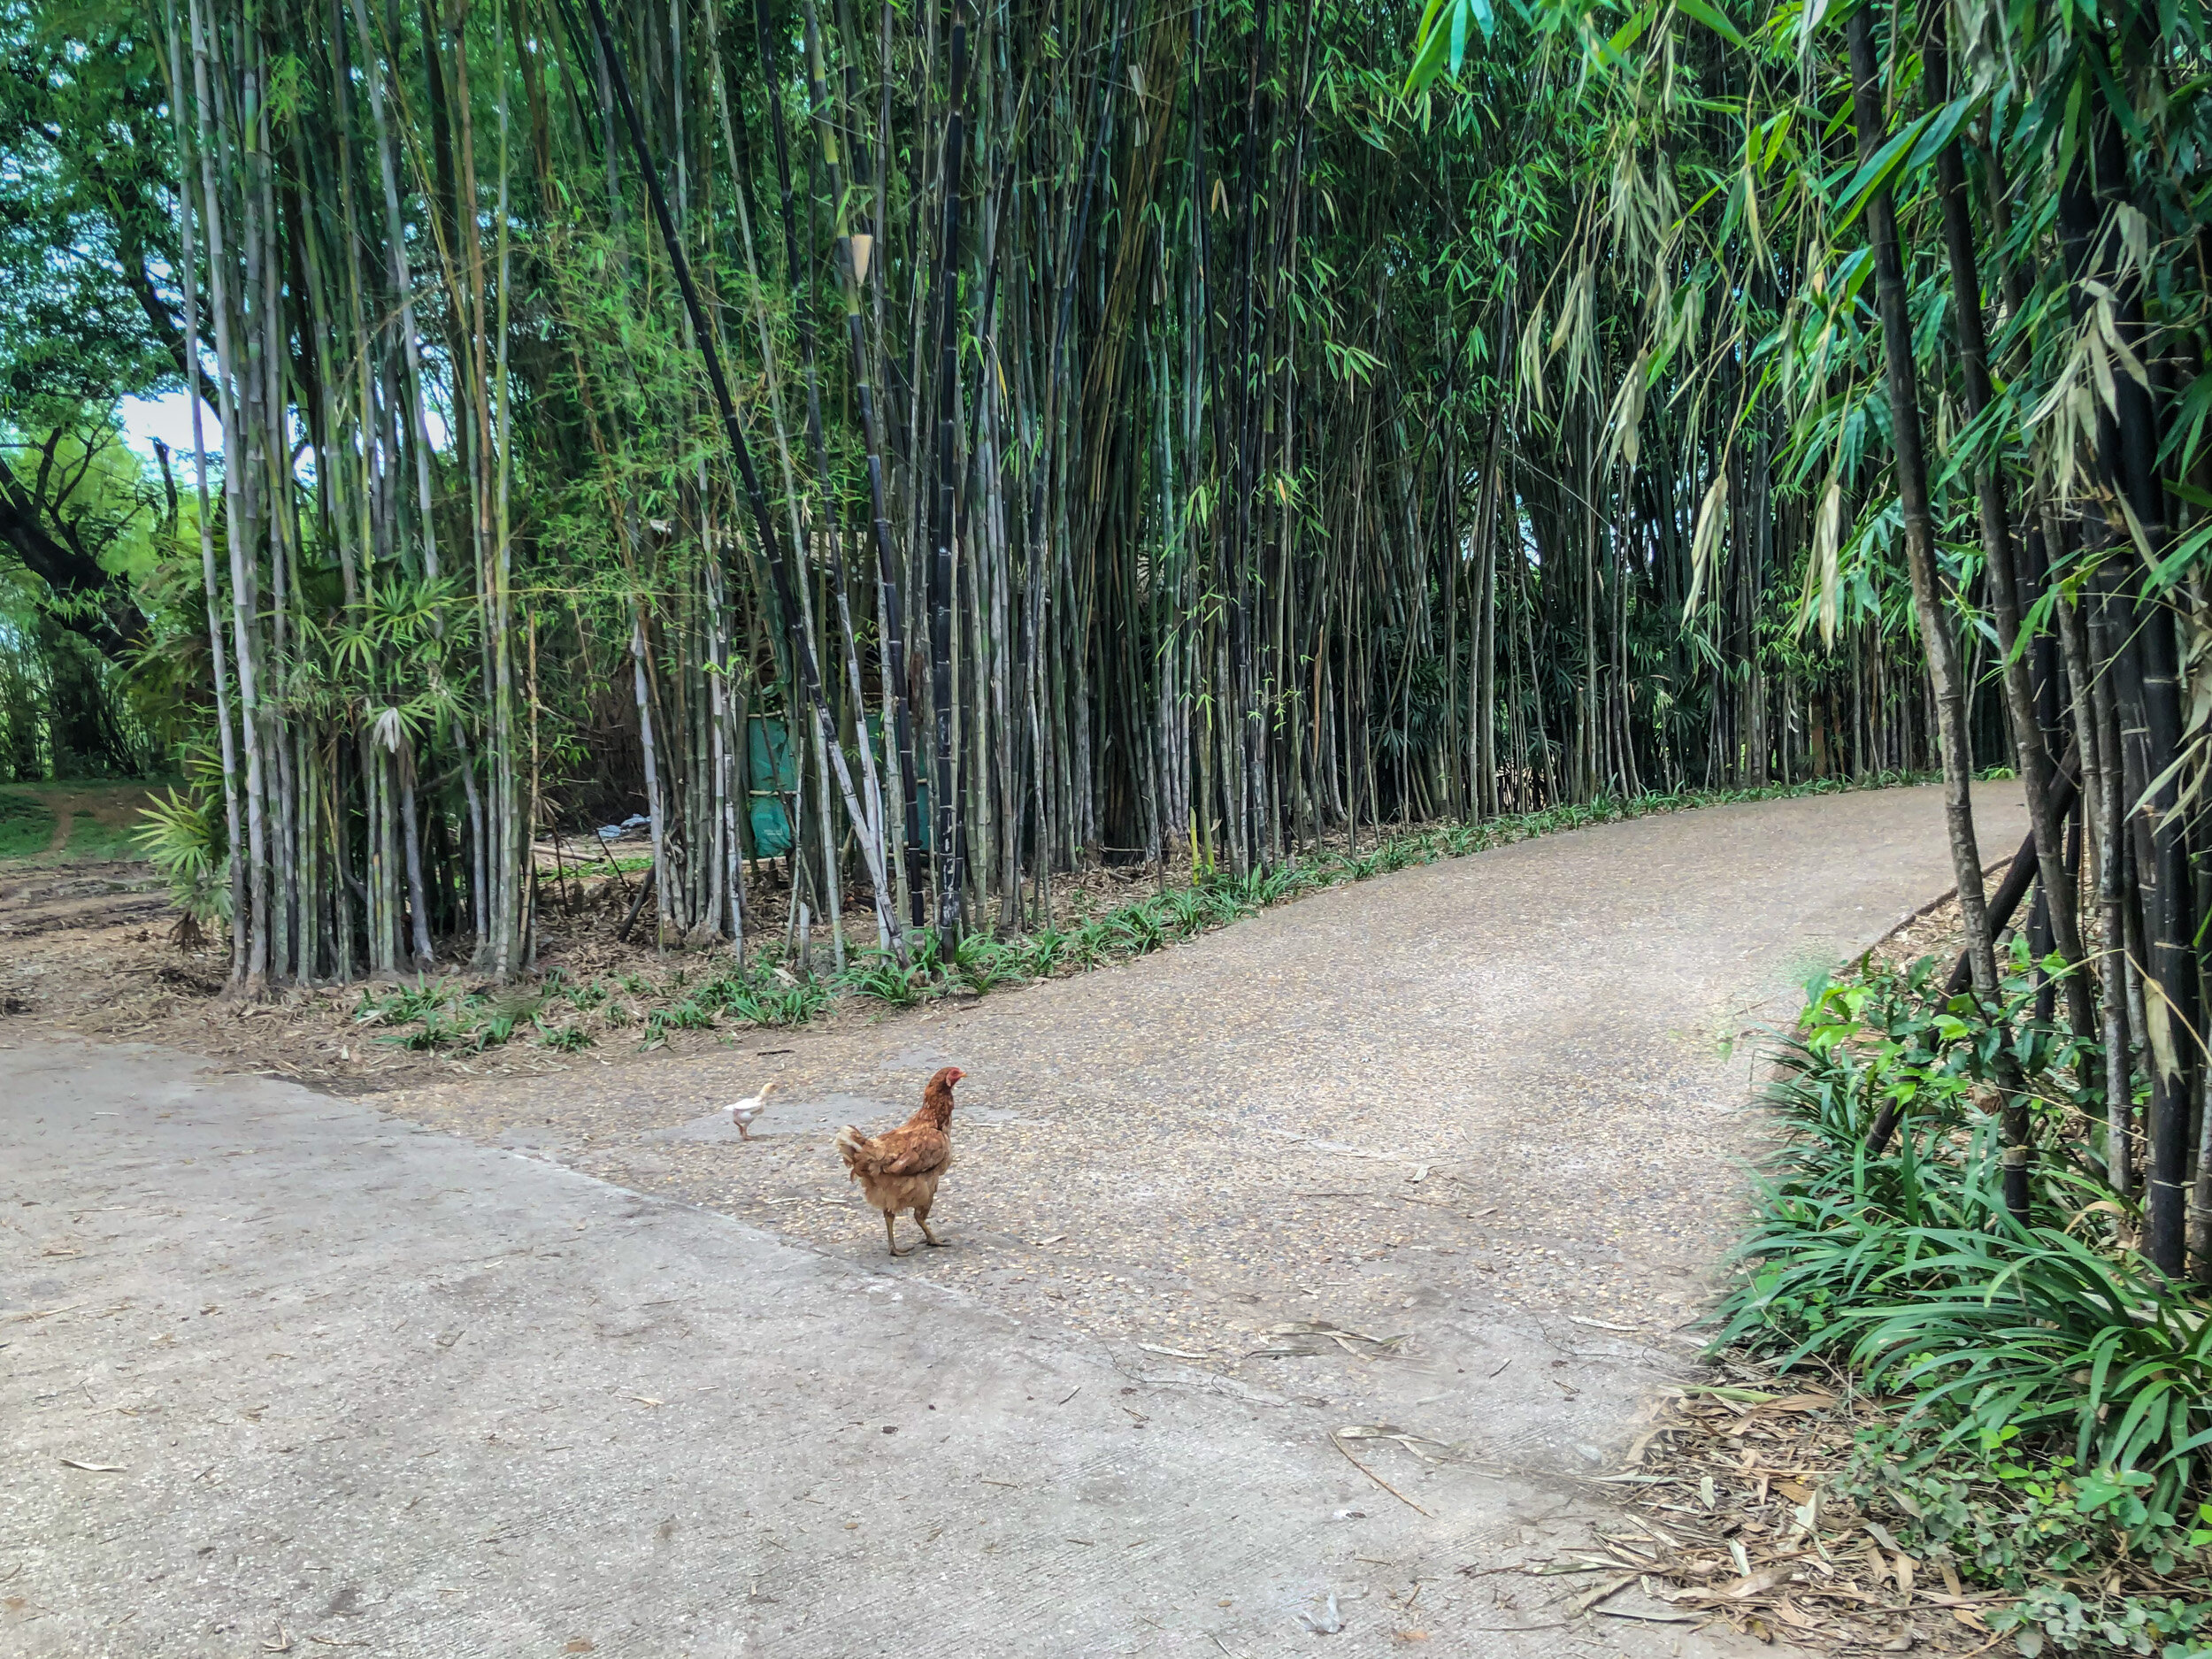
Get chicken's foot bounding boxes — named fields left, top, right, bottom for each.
left=883, top=1210, right=913, bottom=1257
left=914, top=1207, right=945, bottom=1248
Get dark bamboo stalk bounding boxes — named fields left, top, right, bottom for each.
left=1924, top=12, right=2092, bottom=1048
left=926, top=0, right=970, bottom=933
left=1846, top=9, right=1996, bottom=1002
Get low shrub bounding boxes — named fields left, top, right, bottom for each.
left=1716, top=950, right=2212, bottom=1653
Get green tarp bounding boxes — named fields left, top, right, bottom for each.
left=745, top=715, right=925, bottom=858
left=746, top=716, right=798, bottom=857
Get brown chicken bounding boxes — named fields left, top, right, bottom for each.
left=834, top=1066, right=964, bottom=1256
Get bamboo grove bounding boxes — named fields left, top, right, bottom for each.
left=8, top=0, right=1972, bottom=990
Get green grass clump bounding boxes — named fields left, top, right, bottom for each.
left=844, top=948, right=929, bottom=1007
left=65, top=809, right=145, bottom=859
left=535, top=1018, right=594, bottom=1052
left=949, top=932, right=1025, bottom=993
left=0, top=790, right=57, bottom=859
left=351, top=982, right=550, bottom=1052
left=1717, top=952, right=2212, bottom=1655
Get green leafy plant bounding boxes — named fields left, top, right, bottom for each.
left=759, top=976, right=832, bottom=1027
left=1106, top=903, right=1166, bottom=955
left=535, top=1018, right=594, bottom=1052
left=472, top=1008, right=521, bottom=1048
left=659, top=997, right=718, bottom=1032
left=949, top=933, right=1023, bottom=993
left=844, top=949, right=929, bottom=1006
left=562, top=978, right=611, bottom=1012
left=354, top=981, right=451, bottom=1026
left=1018, top=926, right=1071, bottom=976
left=135, top=784, right=228, bottom=944
left=378, top=1005, right=465, bottom=1050
left=1710, top=953, right=2212, bottom=1649
left=1833, top=1428, right=2212, bottom=1656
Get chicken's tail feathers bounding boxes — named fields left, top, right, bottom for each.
left=833, top=1123, right=870, bottom=1173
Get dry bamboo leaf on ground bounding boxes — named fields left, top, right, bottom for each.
left=1335, top=1423, right=1455, bottom=1460
left=1247, top=1320, right=1407, bottom=1362
left=1571, top=1572, right=1640, bottom=1613
left=1612, top=1362, right=2079, bottom=1655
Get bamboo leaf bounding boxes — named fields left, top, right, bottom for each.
left=1682, top=469, right=1729, bottom=623
left=1833, top=111, right=1937, bottom=234
left=1902, top=96, right=1977, bottom=177
left=1603, top=347, right=1651, bottom=472
left=1405, top=0, right=1491, bottom=93
left=1674, top=0, right=1746, bottom=48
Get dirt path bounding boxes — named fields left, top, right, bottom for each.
left=388, top=780, right=2024, bottom=1465
left=2, top=782, right=2021, bottom=1655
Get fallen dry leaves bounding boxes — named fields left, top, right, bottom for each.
left=1577, top=1361, right=2024, bottom=1654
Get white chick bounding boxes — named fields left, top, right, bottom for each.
left=725, top=1080, right=778, bottom=1141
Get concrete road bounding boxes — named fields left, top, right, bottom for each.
left=2, top=784, right=2020, bottom=1656
left=4, top=1043, right=1656, bottom=1659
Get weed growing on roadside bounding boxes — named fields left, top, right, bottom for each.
left=1718, top=950, right=2212, bottom=1654
left=845, top=949, right=929, bottom=1007
left=535, top=1018, right=594, bottom=1052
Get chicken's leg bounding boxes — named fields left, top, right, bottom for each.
left=883, top=1209, right=912, bottom=1257
left=913, top=1204, right=945, bottom=1248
